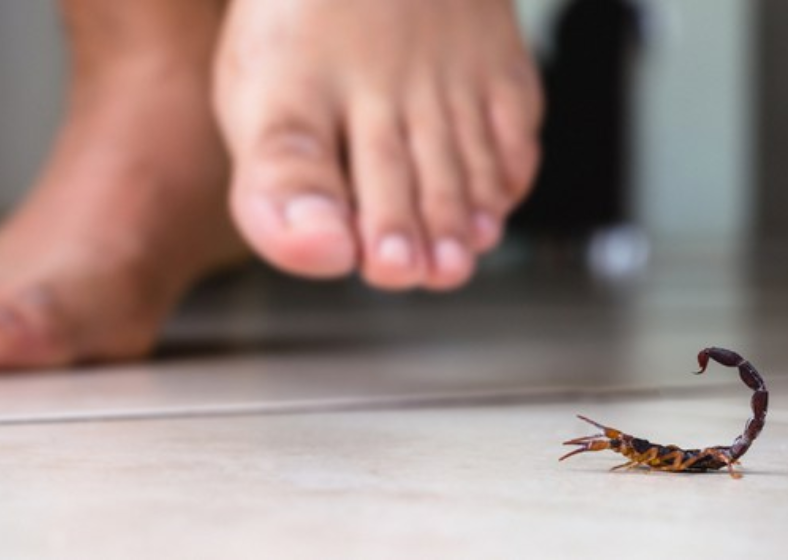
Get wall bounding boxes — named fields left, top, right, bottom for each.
left=628, top=0, right=754, bottom=244
left=755, top=0, right=788, bottom=241
left=0, top=1, right=64, bottom=211
left=518, top=0, right=755, bottom=244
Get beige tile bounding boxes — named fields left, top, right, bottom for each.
left=0, top=386, right=785, bottom=560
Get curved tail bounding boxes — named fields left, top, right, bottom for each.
left=695, top=347, right=768, bottom=459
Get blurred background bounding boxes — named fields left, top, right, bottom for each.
left=0, top=0, right=769, bottom=251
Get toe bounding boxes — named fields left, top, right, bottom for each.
left=229, top=103, right=357, bottom=279
left=348, top=96, right=428, bottom=290
left=406, top=84, right=476, bottom=290
left=487, top=59, right=543, bottom=207
left=429, top=237, right=475, bottom=291
left=448, top=87, right=511, bottom=253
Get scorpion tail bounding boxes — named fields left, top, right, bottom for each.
left=694, top=347, right=768, bottom=460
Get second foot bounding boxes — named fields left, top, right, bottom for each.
left=0, top=0, right=246, bottom=370
left=215, top=0, right=543, bottom=291
left=0, top=255, right=185, bottom=369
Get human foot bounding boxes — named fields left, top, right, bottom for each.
left=0, top=0, right=244, bottom=369
left=215, top=0, right=542, bottom=291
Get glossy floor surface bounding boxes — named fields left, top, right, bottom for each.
left=1, top=241, right=787, bottom=559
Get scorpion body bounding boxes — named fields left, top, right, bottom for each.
left=559, top=347, right=768, bottom=478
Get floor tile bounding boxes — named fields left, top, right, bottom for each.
left=0, top=385, right=784, bottom=560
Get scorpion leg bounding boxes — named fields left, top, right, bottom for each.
left=633, top=447, right=660, bottom=473
left=610, top=460, right=638, bottom=471
left=611, top=448, right=660, bottom=473
left=660, top=452, right=703, bottom=473
left=705, top=449, right=742, bottom=479
left=671, top=449, right=741, bottom=478
left=656, top=450, right=689, bottom=472
left=641, top=446, right=660, bottom=467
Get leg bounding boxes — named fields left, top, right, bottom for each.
left=659, top=451, right=713, bottom=475
left=725, top=463, right=742, bottom=479
left=655, top=450, right=687, bottom=472
left=706, top=450, right=743, bottom=479
left=610, top=460, right=638, bottom=471
left=214, top=0, right=542, bottom=291
left=0, top=0, right=245, bottom=368
left=611, top=448, right=659, bottom=473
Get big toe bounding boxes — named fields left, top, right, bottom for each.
left=229, top=125, right=357, bottom=279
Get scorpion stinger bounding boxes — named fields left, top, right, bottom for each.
left=559, top=347, right=768, bottom=479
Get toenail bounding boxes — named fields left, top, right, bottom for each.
left=435, top=238, right=470, bottom=274
left=378, top=234, right=413, bottom=268
left=474, top=211, right=501, bottom=244
left=284, top=194, right=348, bottom=234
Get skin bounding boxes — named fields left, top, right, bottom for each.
left=216, top=0, right=543, bottom=290
left=0, top=0, right=245, bottom=368
left=0, top=0, right=542, bottom=369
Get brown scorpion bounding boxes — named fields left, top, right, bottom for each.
left=559, top=347, right=767, bottom=478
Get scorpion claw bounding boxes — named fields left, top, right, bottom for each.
left=562, top=435, right=600, bottom=446
left=559, top=436, right=614, bottom=461
left=559, top=447, right=592, bottom=462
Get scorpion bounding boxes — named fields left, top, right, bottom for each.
left=559, top=347, right=768, bottom=478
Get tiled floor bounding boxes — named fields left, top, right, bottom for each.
left=1, top=241, right=787, bottom=559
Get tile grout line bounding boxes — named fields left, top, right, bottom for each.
left=0, top=378, right=773, bottom=426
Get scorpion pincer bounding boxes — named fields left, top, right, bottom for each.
left=559, top=347, right=768, bottom=479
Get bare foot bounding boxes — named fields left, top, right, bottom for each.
left=0, top=0, right=245, bottom=369
left=215, top=0, right=543, bottom=291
